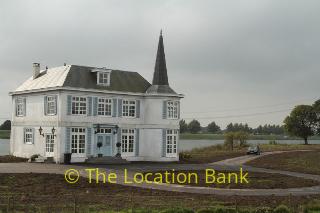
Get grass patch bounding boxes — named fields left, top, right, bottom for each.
left=179, top=144, right=320, bottom=164
left=0, top=130, right=10, bottom=139
left=0, top=155, right=27, bottom=163
left=0, top=173, right=319, bottom=212
left=179, top=144, right=246, bottom=163
left=246, top=151, right=320, bottom=175
left=143, top=170, right=319, bottom=189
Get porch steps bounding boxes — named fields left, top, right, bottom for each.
left=85, top=156, right=129, bottom=165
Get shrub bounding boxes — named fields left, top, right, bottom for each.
left=197, top=208, right=215, bottom=213
left=160, top=208, right=194, bottom=213
left=30, top=154, right=40, bottom=162
left=269, top=140, right=277, bottom=145
left=214, top=207, right=236, bottom=213
left=252, top=207, right=272, bottom=213
left=179, top=152, right=192, bottom=160
left=273, top=205, right=291, bottom=213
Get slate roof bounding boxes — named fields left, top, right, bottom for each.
left=64, top=65, right=151, bottom=93
left=12, top=65, right=151, bottom=94
left=152, top=31, right=169, bottom=85
left=147, top=31, right=177, bottom=94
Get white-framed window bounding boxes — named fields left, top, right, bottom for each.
left=46, top=96, right=57, bottom=115
left=97, top=72, right=110, bottom=86
left=71, top=97, right=87, bottom=115
left=166, top=129, right=178, bottom=157
left=121, top=129, right=135, bottom=154
left=98, top=128, right=112, bottom=134
left=71, top=128, right=86, bottom=155
left=167, top=101, right=179, bottom=119
left=122, top=100, right=136, bottom=117
left=24, top=128, right=34, bottom=145
left=98, top=98, right=112, bottom=116
left=16, top=98, right=25, bottom=117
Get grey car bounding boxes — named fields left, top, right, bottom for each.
left=247, top=145, right=261, bottom=155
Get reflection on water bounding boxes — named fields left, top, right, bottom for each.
left=0, top=139, right=10, bottom=156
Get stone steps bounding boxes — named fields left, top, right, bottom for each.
left=85, top=156, right=129, bottom=165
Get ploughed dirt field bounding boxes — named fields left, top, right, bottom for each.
left=0, top=173, right=320, bottom=212
left=142, top=170, right=319, bottom=189
left=246, top=151, right=320, bottom=175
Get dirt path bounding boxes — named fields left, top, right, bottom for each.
left=0, top=150, right=319, bottom=196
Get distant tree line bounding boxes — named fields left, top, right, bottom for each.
left=179, top=119, right=284, bottom=135
left=0, top=120, right=11, bottom=130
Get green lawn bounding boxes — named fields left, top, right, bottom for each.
left=0, top=130, right=10, bottom=139
left=180, top=133, right=320, bottom=140
left=246, top=150, right=320, bottom=175
left=180, top=143, right=320, bottom=164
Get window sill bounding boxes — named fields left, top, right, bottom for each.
left=24, top=143, right=34, bottom=145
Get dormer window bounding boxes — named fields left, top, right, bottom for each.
left=91, top=68, right=112, bottom=86
left=97, top=72, right=110, bottom=86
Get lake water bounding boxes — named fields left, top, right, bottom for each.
left=1, top=138, right=320, bottom=156
left=179, top=139, right=320, bottom=151
left=0, top=139, right=10, bottom=156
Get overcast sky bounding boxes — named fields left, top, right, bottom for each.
left=1, top=0, right=320, bottom=128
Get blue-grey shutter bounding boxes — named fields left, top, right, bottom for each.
left=15, top=98, right=18, bottom=116
left=136, top=100, right=140, bottom=118
left=67, top=95, right=72, bottom=115
left=118, top=99, right=123, bottom=117
left=93, top=97, right=98, bottom=116
left=162, top=129, right=167, bottom=157
left=23, top=98, right=26, bottom=116
left=162, top=101, right=167, bottom=119
left=86, top=127, right=92, bottom=155
left=135, top=129, right=139, bottom=156
left=87, top=97, right=93, bottom=116
left=44, top=96, right=47, bottom=116
left=32, top=128, right=35, bottom=144
left=65, top=127, right=71, bottom=153
left=54, top=95, right=58, bottom=115
left=117, top=128, right=122, bottom=152
left=23, top=127, right=26, bottom=144
left=177, top=101, right=180, bottom=119
left=112, top=98, right=117, bottom=117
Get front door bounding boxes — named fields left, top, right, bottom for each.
left=97, top=135, right=112, bottom=156
left=45, top=134, right=54, bottom=157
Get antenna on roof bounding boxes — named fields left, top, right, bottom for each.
left=160, top=29, right=162, bottom=36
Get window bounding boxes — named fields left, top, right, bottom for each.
left=71, top=128, right=86, bottom=154
left=46, top=96, right=57, bottom=115
left=98, top=98, right=112, bottom=116
left=16, top=98, right=25, bottom=116
left=167, top=101, right=179, bottom=119
left=121, top=129, right=135, bottom=153
left=166, top=130, right=178, bottom=157
left=97, top=72, right=110, bottom=86
left=24, top=128, right=34, bottom=144
left=122, top=100, right=136, bottom=117
left=71, top=97, right=87, bottom=115
left=99, top=128, right=112, bottom=134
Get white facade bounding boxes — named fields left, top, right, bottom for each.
left=10, top=74, right=182, bottom=163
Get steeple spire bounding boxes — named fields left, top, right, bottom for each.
left=152, top=30, right=169, bottom=85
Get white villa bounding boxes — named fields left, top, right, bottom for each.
left=9, top=33, right=183, bottom=163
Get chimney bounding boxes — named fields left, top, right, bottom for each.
left=33, top=63, right=40, bottom=79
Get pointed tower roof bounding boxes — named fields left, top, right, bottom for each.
left=147, top=31, right=176, bottom=94
left=152, top=30, right=169, bottom=85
